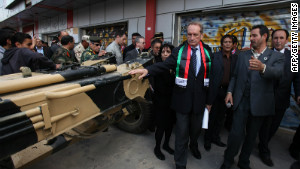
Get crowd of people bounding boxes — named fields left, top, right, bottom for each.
left=0, top=21, right=299, bottom=169
left=0, top=29, right=127, bottom=75
left=129, top=22, right=300, bottom=169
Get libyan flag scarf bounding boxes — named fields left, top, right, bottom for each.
left=175, top=41, right=211, bottom=87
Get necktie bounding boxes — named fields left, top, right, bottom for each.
left=191, top=48, right=198, bottom=76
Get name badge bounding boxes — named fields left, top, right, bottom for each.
left=204, top=78, right=209, bottom=87
left=175, top=77, right=187, bottom=87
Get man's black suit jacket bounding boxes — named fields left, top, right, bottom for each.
left=274, top=49, right=300, bottom=110
left=125, top=49, right=139, bottom=62
left=147, top=41, right=214, bottom=114
left=210, top=51, right=238, bottom=103
left=227, top=48, right=285, bottom=116
left=34, top=46, right=51, bottom=59
left=123, top=44, right=135, bottom=60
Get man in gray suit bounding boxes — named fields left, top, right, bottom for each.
left=124, top=36, right=145, bottom=62
left=220, top=25, right=285, bottom=169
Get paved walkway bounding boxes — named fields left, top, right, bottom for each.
left=27, top=126, right=296, bottom=169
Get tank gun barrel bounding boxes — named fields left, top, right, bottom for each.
left=0, top=65, right=117, bottom=95
left=0, top=57, right=153, bottom=165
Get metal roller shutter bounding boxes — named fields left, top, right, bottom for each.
left=179, top=8, right=297, bottom=53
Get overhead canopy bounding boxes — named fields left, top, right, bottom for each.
left=0, top=0, right=104, bottom=29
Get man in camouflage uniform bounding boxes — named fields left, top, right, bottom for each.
left=49, top=31, right=69, bottom=58
left=74, top=35, right=90, bottom=63
left=81, top=36, right=106, bottom=62
left=51, top=35, right=77, bottom=65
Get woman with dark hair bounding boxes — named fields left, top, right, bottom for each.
left=153, top=42, right=176, bottom=160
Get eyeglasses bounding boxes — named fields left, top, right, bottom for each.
left=93, top=43, right=100, bottom=46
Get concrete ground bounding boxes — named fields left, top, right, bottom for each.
left=26, top=126, right=296, bottom=169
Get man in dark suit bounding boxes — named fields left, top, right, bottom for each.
left=124, top=36, right=145, bottom=62
left=224, top=36, right=239, bottom=132
left=123, top=32, right=141, bottom=60
left=34, top=38, right=50, bottom=58
left=220, top=25, right=285, bottom=169
left=204, top=35, right=238, bottom=151
left=258, top=29, right=300, bottom=167
left=129, top=21, right=214, bottom=169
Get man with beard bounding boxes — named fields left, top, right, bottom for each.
left=258, top=29, right=300, bottom=167
left=220, top=25, right=285, bottom=169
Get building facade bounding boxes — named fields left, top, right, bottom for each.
left=0, top=0, right=298, bottom=50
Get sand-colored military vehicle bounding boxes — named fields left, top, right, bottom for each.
left=0, top=56, right=153, bottom=169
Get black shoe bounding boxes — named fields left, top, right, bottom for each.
left=204, top=142, right=211, bottom=151
left=220, top=164, right=231, bottom=169
left=176, top=165, right=186, bottom=169
left=212, top=140, right=227, bottom=147
left=289, top=145, right=300, bottom=160
left=290, top=161, right=300, bottom=169
left=154, top=147, right=165, bottom=160
left=163, top=145, right=174, bottom=155
left=259, top=154, right=274, bottom=167
left=102, top=127, right=109, bottom=132
left=237, top=163, right=251, bottom=169
left=189, top=146, right=201, bottom=159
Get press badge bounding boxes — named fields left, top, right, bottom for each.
left=204, top=78, right=209, bottom=87
left=175, top=77, right=187, bottom=87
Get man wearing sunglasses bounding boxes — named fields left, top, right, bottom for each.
left=81, top=36, right=106, bottom=63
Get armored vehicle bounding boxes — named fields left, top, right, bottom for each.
left=0, top=56, right=153, bottom=169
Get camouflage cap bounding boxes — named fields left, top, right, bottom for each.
left=89, top=36, right=101, bottom=43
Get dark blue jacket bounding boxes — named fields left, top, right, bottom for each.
left=1, top=47, right=56, bottom=75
